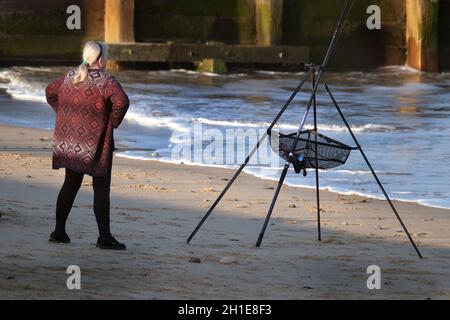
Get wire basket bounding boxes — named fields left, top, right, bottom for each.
left=269, top=130, right=356, bottom=173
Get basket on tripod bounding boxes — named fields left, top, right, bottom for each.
left=269, top=130, right=356, bottom=175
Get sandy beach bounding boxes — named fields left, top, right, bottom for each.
left=0, top=124, right=449, bottom=299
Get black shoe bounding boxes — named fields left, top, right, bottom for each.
left=49, top=231, right=71, bottom=244
left=96, top=234, right=126, bottom=250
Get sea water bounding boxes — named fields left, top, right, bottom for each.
left=0, top=66, right=449, bottom=209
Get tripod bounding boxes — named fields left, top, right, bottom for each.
left=187, top=0, right=423, bottom=259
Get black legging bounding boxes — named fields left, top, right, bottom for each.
left=54, top=160, right=112, bottom=238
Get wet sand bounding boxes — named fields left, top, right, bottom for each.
left=0, top=124, right=449, bottom=299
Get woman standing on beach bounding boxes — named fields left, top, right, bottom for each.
left=45, top=41, right=129, bottom=250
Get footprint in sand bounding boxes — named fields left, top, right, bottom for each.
left=309, top=207, right=327, bottom=213
left=162, top=221, right=182, bottom=227
left=219, top=256, right=238, bottom=265
left=121, top=184, right=175, bottom=191
left=124, top=216, right=142, bottom=222
left=413, top=233, right=427, bottom=237
left=338, top=195, right=371, bottom=205
left=223, top=197, right=239, bottom=202
left=321, top=238, right=344, bottom=245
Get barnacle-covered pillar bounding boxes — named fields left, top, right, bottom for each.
left=406, top=0, right=439, bottom=72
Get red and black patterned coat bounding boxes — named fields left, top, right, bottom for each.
left=45, top=69, right=129, bottom=177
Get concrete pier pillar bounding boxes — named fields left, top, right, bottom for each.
left=406, top=0, right=439, bottom=72
left=104, top=0, right=135, bottom=69
left=255, top=0, right=283, bottom=46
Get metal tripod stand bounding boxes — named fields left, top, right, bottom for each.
left=186, top=0, right=423, bottom=259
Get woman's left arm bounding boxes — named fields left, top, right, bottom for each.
left=45, top=75, right=65, bottom=112
left=105, top=77, right=130, bottom=129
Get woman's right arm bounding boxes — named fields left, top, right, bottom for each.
left=45, top=75, right=65, bottom=112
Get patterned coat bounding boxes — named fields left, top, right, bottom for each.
left=45, top=69, right=129, bottom=177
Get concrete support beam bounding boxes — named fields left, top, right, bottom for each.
left=406, top=0, right=439, bottom=72
left=255, top=0, right=283, bottom=46
left=107, top=43, right=309, bottom=65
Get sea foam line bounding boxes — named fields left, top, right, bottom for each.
left=195, top=117, right=395, bottom=133
left=115, top=151, right=450, bottom=210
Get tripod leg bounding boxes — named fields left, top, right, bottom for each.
left=256, top=163, right=290, bottom=247
left=187, top=70, right=313, bottom=244
left=187, top=144, right=261, bottom=244
left=322, top=81, right=423, bottom=259
left=312, top=73, right=322, bottom=241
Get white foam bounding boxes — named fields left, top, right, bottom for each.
left=196, top=118, right=266, bottom=128
left=332, top=169, right=375, bottom=175
left=21, top=67, right=55, bottom=72
left=124, top=111, right=191, bottom=133
left=378, top=65, right=423, bottom=74
left=195, top=118, right=395, bottom=133
left=370, top=82, right=441, bottom=94
left=393, top=191, right=414, bottom=195
left=0, top=70, right=46, bottom=102
left=169, top=68, right=222, bottom=77
left=116, top=151, right=237, bottom=170
left=255, top=70, right=306, bottom=76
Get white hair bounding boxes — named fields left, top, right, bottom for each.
left=72, top=41, right=108, bottom=85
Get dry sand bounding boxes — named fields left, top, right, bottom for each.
left=0, top=124, right=449, bottom=299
